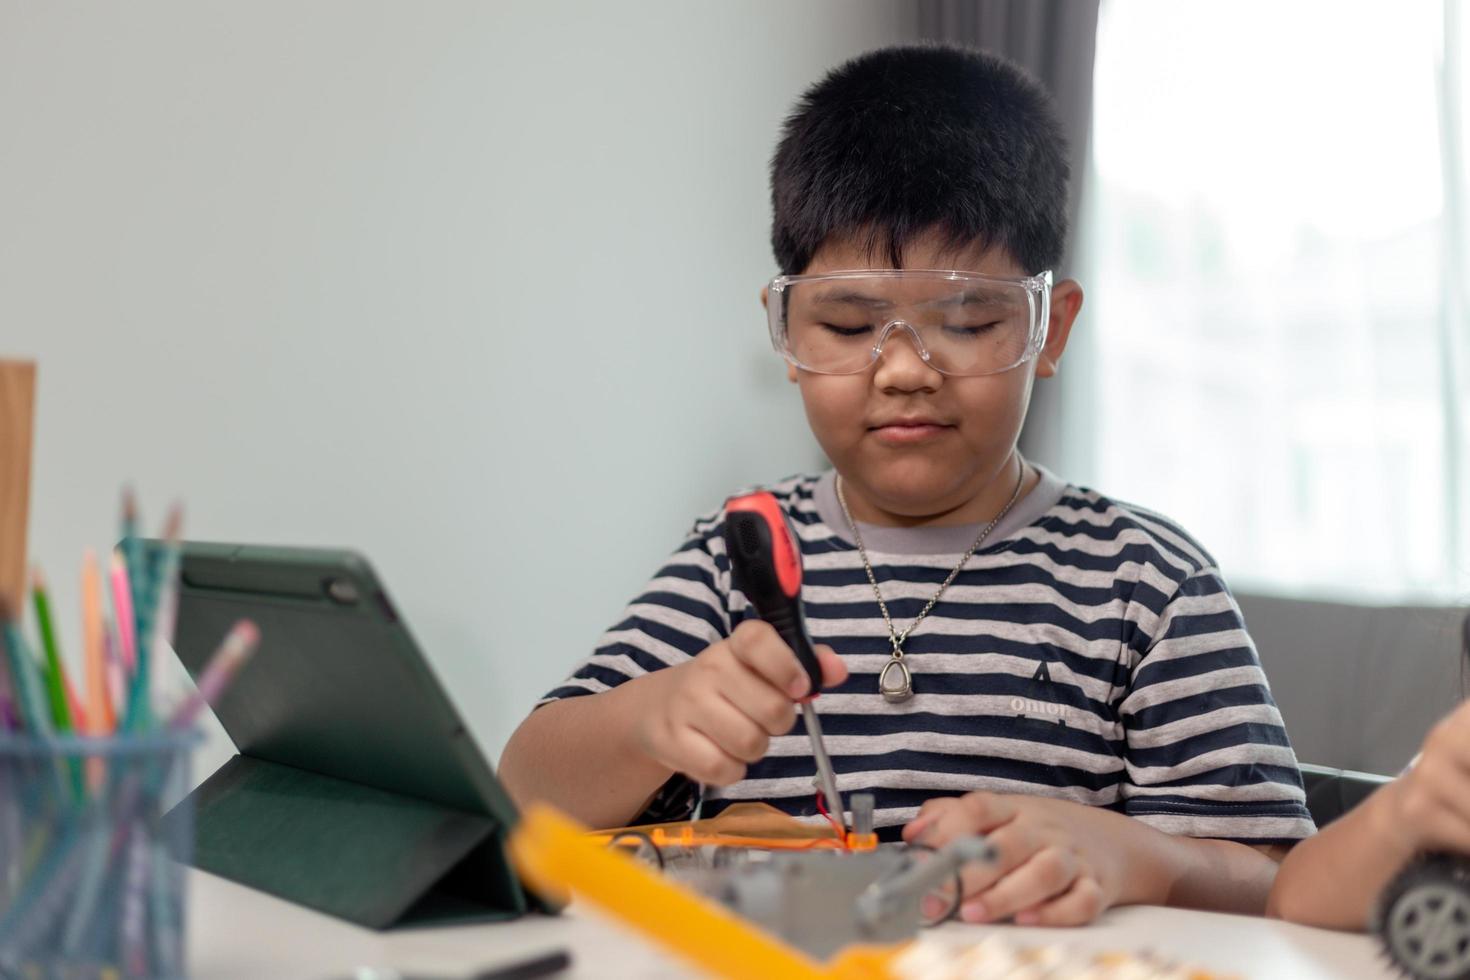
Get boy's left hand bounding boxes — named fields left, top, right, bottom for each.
left=903, top=793, right=1135, bottom=926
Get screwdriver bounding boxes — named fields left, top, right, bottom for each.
left=723, top=491, right=845, bottom=830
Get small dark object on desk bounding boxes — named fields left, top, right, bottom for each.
left=333, top=948, right=571, bottom=980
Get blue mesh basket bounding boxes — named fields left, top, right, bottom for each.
left=0, top=731, right=199, bottom=980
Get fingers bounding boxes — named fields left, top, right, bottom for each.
left=904, top=797, right=961, bottom=845
left=1396, top=775, right=1470, bottom=854
left=686, top=691, right=773, bottom=765
left=1015, top=875, right=1106, bottom=927
left=815, top=644, right=849, bottom=688
left=729, top=622, right=850, bottom=699
left=902, top=794, right=1030, bottom=922
left=708, top=652, right=799, bottom=737
left=1399, top=712, right=1470, bottom=851
left=905, top=792, right=1016, bottom=845
left=950, top=818, right=1036, bottom=901
left=960, top=845, right=1080, bottom=924
left=729, top=620, right=812, bottom=698
left=665, top=723, right=748, bottom=786
left=651, top=624, right=850, bottom=786
left=900, top=793, right=1102, bottom=926
left=898, top=792, right=1116, bottom=927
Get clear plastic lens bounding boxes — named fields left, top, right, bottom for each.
left=770, top=270, right=1050, bottom=377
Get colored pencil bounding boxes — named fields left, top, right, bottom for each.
left=30, top=568, right=73, bottom=732
left=35, top=656, right=88, bottom=732
left=109, top=551, right=137, bottom=675
left=102, top=619, right=126, bottom=725
left=79, top=551, right=114, bottom=795
left=146, top=503, right=184, bottom=714
left=80, top=551, right=115, bottom=736
left=63, top=764, right=159, bottom=957
left=120, top=486, right=145, bottom=635
left=126, top=504, right=180, bottom=731
left=59, top=820, right=112, bottom=954
left=1, top=619, right=52, bottom=737
left=118, top=822, right=150, bottom=978
left=31, top=573, right=87, bottom=804
left=149, top=842, right=182, bottom=978
left=167, top=620, right=259, bottom=730
left=62, top=670, right=87, bottom=734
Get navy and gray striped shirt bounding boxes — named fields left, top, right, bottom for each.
left=543, top=468, right=1315, bottom=843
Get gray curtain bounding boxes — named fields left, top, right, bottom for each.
left=917, top=0, right=1099, bottom=275
left=917, top=0, right=1100, bottom=470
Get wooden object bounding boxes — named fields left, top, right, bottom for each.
left=0, top=360, right=36, bottom=620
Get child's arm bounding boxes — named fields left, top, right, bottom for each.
left=498, top=621, right=847, bottom=829
left=498, top=668, right=686, bottom=830
left=904, top=793, right=1285, bottom=925
left=1267, top=701, right=1470, bottom=929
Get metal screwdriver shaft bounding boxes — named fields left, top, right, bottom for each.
left=800, top=702, right=844, bottom=826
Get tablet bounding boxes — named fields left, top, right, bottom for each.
left=153, top=542, right=516, bottom=823
left=144, top=541, right=535, bottom=929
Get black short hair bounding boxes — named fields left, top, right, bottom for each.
left=770, top=44, right=1070, bottom=276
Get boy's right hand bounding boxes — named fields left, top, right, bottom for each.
left=1382, top=699, right=1470, bottom=856
left=633, top=619, right=848, bottom=786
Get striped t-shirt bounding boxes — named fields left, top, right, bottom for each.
left=543, top=467, right=1316, bottom=844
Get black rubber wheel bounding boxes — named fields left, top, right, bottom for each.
left=1376, top=854, right=1470, bottom=980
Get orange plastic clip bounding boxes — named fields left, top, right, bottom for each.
left=510, top=804, right=903, bottom=980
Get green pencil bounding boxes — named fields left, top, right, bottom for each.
left=30, top=568, right=73, bottom=732
left=27, top=572, right=85, bottom=801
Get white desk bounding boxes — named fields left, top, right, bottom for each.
left=187, top=868, right=1395, bottom=980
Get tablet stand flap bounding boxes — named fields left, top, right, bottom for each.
left=172, top=754, right=527, bottom=930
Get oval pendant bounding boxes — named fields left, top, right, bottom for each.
left=878, top=658, right=914, bottom=703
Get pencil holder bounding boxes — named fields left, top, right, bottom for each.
left=0, top=731, right=198, bottom=980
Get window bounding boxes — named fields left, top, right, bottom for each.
left=1083, top=0, right=1470, bottom=600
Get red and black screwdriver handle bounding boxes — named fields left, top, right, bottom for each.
left=723, top=492, right=823, bottom=698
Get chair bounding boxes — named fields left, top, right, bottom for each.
left=1236, top=592, right=1469, bottom=789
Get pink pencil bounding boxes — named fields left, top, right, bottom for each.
left=167, top=620, right=259, bottom=730
left=110, top=550, right=138, bottom=674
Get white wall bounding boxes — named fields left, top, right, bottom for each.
left=0, top=2, right=918, bottom=773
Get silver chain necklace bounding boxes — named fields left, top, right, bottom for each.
left=836, top=460, right=1027, bottom=703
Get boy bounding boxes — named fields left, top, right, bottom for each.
left=499, top=45, right=1314, bottom=926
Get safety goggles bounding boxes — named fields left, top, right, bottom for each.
left=766, top=269, right=1052, bottom=377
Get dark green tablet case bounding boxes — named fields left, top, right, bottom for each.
left=180, top=755, right=526, bottom=929
left=152, top=542, right=545, bottom=930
